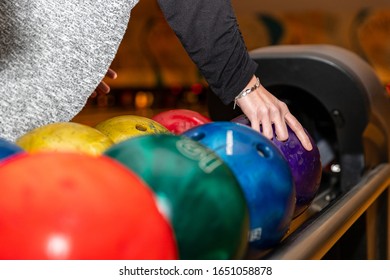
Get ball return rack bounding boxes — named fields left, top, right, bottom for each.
left=208, top=45, right=390, bottom=259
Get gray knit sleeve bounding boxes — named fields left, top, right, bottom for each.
left=0, top=0, right=139, bottom=142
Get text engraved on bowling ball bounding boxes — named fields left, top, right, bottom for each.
left=249, top=227, right=262, bottom=242
left=175, top=138, right=223, bottom=173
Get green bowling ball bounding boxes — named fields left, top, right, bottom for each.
left=104, top=134, right=249, bottom=260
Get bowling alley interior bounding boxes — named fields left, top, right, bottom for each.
left=2, top=0, right=390, bottom=260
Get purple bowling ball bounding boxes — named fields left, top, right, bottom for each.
left=231, top=114, right=322, bottom=217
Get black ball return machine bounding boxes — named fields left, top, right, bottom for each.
left=207, top=44, right=390, bottom=259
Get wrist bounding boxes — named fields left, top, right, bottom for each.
left=233, top=76, right=260, bottom=109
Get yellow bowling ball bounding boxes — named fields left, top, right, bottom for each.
left=94, top=115, right=171, bottom=144
left=16, top=122, right=114, bottom=156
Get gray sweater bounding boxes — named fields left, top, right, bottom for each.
left=0, top=0, right=139, bottom=142
left=1, top=0, right=257, bottom=142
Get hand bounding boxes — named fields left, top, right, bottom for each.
left=90, top=68, right=117, bottom=98
left=236, top=75, right=313, bottom=151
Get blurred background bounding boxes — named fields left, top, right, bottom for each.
left=73, top=0, right=390, bottom=124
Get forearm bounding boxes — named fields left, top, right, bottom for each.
left=157, top=0, right=258, bottom=105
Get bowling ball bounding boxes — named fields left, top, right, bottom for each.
left=0, top=152, right=177, bottom=260
left=104, top=134, right=249, bottom=260
left=95, top=115, right=171, bottom=144
left=152, top=109, right=211, bottom=134
left=0, top=138, right=24, bottom=161
left=231, top=114, right=322, bottom=217
left=15, top=122, right=113, bottom=156
left=183, top=122, right=295, bottom=250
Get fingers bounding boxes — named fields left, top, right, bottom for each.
left=236, top=80, right=312, bottom=151
left=90, top=91, right=97, bottom=98
left=238, top=86, right=288, bottom=141
left=90, top=69, right=118, bottom=98
left=89, top=81, right=110, bottom=99
left=99, top=68, right=117, bottom=94
left=96, top=81, right=110, bottom=95
left=257, top=105, right=273, bottom=139
left=285, top=112, right=313, bottom=151
left=106, top=68, right=118, bottom=79
left=269, top=101, right=289, bottom=141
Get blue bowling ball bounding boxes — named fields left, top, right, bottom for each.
left=182, top=122, right=295, bottom=250
left=0, top=138, right=24, bottom=162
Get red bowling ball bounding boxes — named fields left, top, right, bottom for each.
left=0, top=152, right=178, bottom=260
left=152, top=109, right=211, bottom=134
left=231, top=114, right=322, bottom=217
